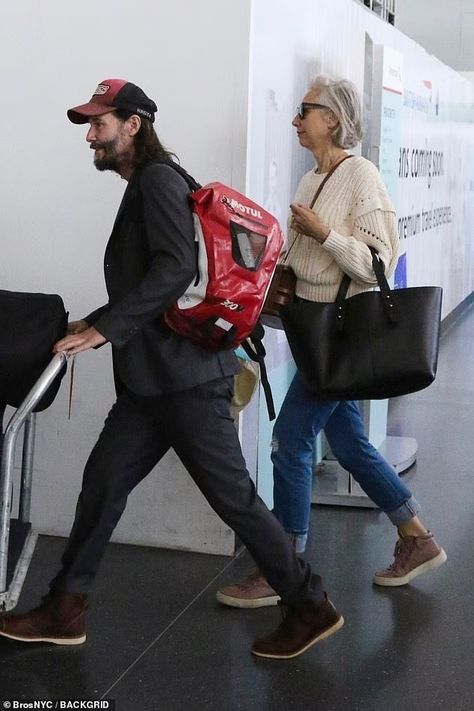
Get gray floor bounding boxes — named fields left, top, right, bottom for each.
left=1, top=302, right=474, bottom=711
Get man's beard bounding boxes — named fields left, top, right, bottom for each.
left=91, top=139, right=121, bottom=173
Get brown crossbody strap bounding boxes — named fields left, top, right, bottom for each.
left=283, top=153, right=354, bottom=263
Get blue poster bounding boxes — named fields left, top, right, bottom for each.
left=394, top=251, right=407, bottom=289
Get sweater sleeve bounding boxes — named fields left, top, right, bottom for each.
left=322, top=208, right=399, bottom=285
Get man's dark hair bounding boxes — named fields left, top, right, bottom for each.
left=115, top=109, right=177, bottom=168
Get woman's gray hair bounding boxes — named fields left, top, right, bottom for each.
left=309, top=75, right=363, bottom=148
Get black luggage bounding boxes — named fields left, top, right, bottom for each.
left=0, top=290, right=68, bottom=412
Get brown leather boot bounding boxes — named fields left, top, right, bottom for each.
left=251, top=594, right=344, bottom=659
left=0, top=592, right=87, bottom=645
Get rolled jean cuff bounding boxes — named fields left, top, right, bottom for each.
left=385, top=495, right=421, bottom=526
left=288, top=532, right=308, bottom=554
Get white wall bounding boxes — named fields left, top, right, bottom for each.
left=395, top=0, right=474, bottom=71
left=1, top=0, right=251, bottom=553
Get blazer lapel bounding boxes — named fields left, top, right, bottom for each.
left=111, top=180, right=133, bottom=232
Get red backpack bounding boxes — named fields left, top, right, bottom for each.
left=164, top=168, right=284, bottom=351
left=164, top=164, right=284, bottom=419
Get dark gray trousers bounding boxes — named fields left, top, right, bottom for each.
left=49, top=377, right=324, bottom=606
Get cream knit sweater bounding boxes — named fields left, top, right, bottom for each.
left=284, top=156, right=399, bottom=302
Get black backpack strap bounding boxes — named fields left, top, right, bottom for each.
left=241, top=321, right=276, bottom=421
left=166, top=160, right=202, bottom=192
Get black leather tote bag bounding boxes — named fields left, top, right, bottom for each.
left=279, top=249, right=442, bottom=400
left=0, top=290, right=68, bottom=411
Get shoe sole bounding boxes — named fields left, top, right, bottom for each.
left=251, top=614, right=344, bottom=659
left=373, top=548, right=447, bottom=587
left=216, top=590, right=280, bottom=608
left=0, top=630, right=86, bottom=645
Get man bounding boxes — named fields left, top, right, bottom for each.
left=0, top=79, right=343, bottom=659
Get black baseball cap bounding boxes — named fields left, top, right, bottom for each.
left=67, top=78, right=157, bottom=124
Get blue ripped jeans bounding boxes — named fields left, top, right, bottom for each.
left=271, top=373, right=420, bottom=553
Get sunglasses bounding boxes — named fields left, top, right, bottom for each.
left=296, top=102, right=329, bottom=119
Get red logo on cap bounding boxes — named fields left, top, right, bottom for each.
left=93, top=84, right=110, bottom=96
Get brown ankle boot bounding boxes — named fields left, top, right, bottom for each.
left=0, top=592, right=87, bottom=645
left=251, top=594, right=344, bottom=659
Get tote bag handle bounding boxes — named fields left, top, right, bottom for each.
left=335, top=248, right=398, bottom=332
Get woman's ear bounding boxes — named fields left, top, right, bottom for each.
left=325, top=110, right=339, bottom=130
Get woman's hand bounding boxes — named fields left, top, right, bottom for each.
left=290, top=203, right=331, bottom=244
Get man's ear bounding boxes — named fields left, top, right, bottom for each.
left=127, top=115, right=142, bottom=136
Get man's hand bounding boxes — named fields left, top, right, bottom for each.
left=290, top=203, right=331, bottom=244
left=53, top=326, right=107, bottom=355
left=67, top=320, right=89, bottom=335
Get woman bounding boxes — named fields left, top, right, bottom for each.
left=217, top=75, right=446, bottom=608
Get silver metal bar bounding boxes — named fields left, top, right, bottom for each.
left=19, top=413, right=37, bottom=523
left=0, top=353, right=67, bottom=592
left=0, top=530, right=38, bottom=612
